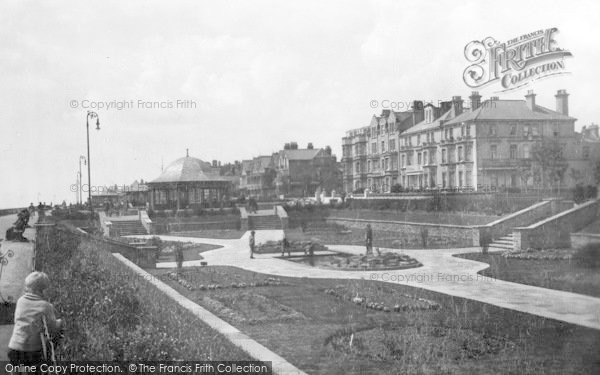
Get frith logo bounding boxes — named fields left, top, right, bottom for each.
left=463, top=28, right=572, bottom=92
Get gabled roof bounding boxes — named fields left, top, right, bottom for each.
left=252, top=155, right=274, bottom=172
left=402, top=109, right=455, bottom=135
left=281, top=148, right=322, bottom=160
left=149, top=156, right=227, bottom=183
left=444, top=99, right=576, bottom=125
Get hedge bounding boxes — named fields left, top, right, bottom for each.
left=34, top=225, right=250, bottom=360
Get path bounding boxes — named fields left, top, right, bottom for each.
left=129, top=230, right=600, bottom=330
left=0, top=213, right=36, bottom=360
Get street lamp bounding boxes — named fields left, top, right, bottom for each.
left=86, top=111, right=100, bottom=217
left=78, top=155, right=86, bottom=205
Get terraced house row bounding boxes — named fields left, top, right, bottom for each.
left=342, top=89, right=599, bottom=193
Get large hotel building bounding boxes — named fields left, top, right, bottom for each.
left=342, top=90, right=595, bottom=193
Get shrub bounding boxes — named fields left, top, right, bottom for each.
left=585, top=185, right=598, bottom=200
left=573, top=185, right=585, bottom=204
left=573, top=243, right=600, bottom=268
left=390, top=184, right=403, bottom=193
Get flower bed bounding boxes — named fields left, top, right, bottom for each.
left=501, top=248, right=576, bottom=261
left=34, top=225, right=250, bottom=360
left=166, top=272, right=285, bottom=292
left=323, top=284, right=439, bottom=312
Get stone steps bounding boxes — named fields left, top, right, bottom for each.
left=110, top=220, right=147, bottom=236
left=489, top=234, right=514, bottom=251
left=249, top=215, right=281, bottom=230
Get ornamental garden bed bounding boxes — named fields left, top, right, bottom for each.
left=285, top=252, right=422, bottom=271
left=151, top=265, right=600, bottom=375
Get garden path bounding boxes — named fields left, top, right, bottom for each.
left=129, top=230, right=600, bottom=330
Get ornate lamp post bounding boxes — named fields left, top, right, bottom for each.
left=78, top=155, right=86, bottom=205
left=86, top=111, right=100, bottom=216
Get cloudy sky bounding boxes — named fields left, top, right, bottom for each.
left=1, top=0, right=599, bottom=207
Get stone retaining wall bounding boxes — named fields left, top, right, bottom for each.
left=514, top=199, right=600, bottom=250
left=570, top=232, right=600, bottom=249
left=326, top=217, right=478, bottom=248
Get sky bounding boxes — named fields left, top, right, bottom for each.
left=1, top=0, right=599, bottom=208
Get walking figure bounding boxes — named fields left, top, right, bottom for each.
left=175, top=244, right=184, bottom=274
left=281, top=236, right=290, bottom=257
left=365, top=224, right=373, bottom=255
left=249, top=230, right=256, bottom=259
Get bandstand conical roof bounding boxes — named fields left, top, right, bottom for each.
left=149, top=155, right=227, bottom=184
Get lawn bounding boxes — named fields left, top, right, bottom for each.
left=329, top=209, right=501, bottom=226
left=150, top=265, right=600, bottom=375
left=457, top=253, right=600, bottom=298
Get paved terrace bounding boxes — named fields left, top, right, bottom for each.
left=129, top=230, right=600, bottom=330
left=0, top=213, right=36, bottom=361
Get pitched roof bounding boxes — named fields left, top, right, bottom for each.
left=402, top=109, right=454, bottom=135
left=149, top=156, right=227, bottom=183
left=282, top=148, right=322, bottom=160
left=444, top=99, right=576, bottom=125
left=252, top=156, right=273, bottom=172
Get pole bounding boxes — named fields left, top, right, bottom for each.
left=78, top=158, right=82, bottom=205
left=87, top=115, right=93, bottom=217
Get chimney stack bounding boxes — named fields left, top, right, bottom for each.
left=469, top=91, right=481, bottom=110
left=412, top=100, right=424, bottom=125
left=525, top=90, right=536, bottom=111
left=555, top=89, right=569, bottom=116
left=452, top=96, right=463, bottom=115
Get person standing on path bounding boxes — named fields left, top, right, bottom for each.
left=249, top=230, right=256, bottom=259
left=365, top=224, right=373, bottom=255
left=7, top=272, right=64, bottom=367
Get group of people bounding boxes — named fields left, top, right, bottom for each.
left=5, top=208, right=32, bottom=242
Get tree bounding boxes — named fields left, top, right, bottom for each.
left=530, top=140, right=568, bottom=191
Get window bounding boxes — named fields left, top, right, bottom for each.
left=510, top=125, right=517, bottom=136
left=491, top=145, right=497, bottom=159
left=444, top=128, right=449, bottom=140
left=423, top=151, right=428, bottom=165
left=367, top=160, right=371, bottom=172
left=385, top=157, right=389, bottom=170
left=355, top=162, right=360, bottom=173
left=389, top=139, right=396, bottom=151
left=442, top=172, right=447, bottom=188
left=466, top=125, right=471, bottom=137
left=458, top=146, right=464, bottom=161
left=461, top=126, right=465, bottom=137
left=523, top=145, right=530, bottom=159
left=584, top=146, right=590, bottom=159
left=417, top=134, right=421, bottom=145
left=430, top=150, right=436, bottom=164
left=401, top=154, right=406, bottom=167
left=417, top=153, right=422, bottom=165
left=510, top=144, right=517, bottom=159
left=466, top=171, right=472, bottom=187
left=458, top=171, right=463, bottom=187
left=524, top=125, right=530, bottom=136
left=489, top=125, right=496, bottom=136
left=371, top=142, right=377, bottom=154
left=465, top=145, right=472, bottom=161
left=442, top=149, right=447, bottom=163
left=407, top=153, right=413, bottom=166
left=381, top=141, right=386, bottom=153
